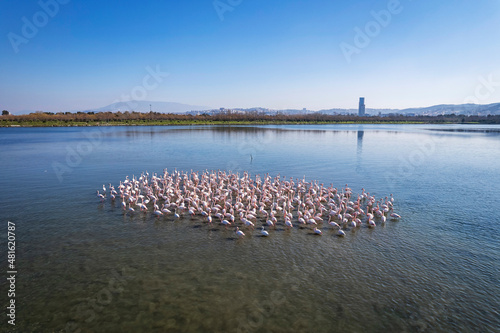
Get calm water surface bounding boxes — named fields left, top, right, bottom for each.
left=0, top=124, right=499, bottom=332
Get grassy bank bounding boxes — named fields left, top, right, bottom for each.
left=1, top=111, right=499, bottom=127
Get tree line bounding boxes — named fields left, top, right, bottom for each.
left=1, top=110, right=500, bottom=125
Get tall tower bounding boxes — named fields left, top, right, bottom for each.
left=358, top=97, right=365, bottom=116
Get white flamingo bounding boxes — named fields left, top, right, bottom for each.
left=235, top=227, right=245, bottom=238
left=97, top=190, right=105, bottom=202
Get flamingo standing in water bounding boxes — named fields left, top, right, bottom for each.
left=221, top=219, right=231, bottom=229
left=97, top=190, right=105, bottom=202
left=260, top=226, right=269, bottom=237
left=243, top=218, right=255, bottom=229
left=329, top=220, right=340, bottom=228
left=390, top=213, right=401, bottom=220
left=162, top=206, right=172, bottom=214
left=313, top=227, right=322, bottom=235
left=235, top=227, right=245, bottom=238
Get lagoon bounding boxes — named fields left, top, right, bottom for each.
left=0, top=124, right=499, bottom=332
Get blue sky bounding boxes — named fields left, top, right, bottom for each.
left=1, top=0, right=499, bottom=113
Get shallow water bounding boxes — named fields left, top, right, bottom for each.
left=0, top=124, right=499, bottom=332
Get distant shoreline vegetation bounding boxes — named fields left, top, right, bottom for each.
left=1, top=110, right=500, bottom=127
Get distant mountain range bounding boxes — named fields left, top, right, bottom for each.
left=82, top=100, right=211, bottom=114
left=9, top=101, right=500, bottom=116
left=206, top=103, right=500, bottom=116
left=13, top=100, right=211, bottom=115
left=398, top=103, right=500, bottom=116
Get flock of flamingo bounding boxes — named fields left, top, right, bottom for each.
left=97, top=169, right=401, bottom=238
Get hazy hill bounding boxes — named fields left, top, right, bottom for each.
left=82, top=100, right=211, bottom=113
left=399, top=103, right=500, bottom=116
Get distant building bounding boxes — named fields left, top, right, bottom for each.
left=358, top=98, right=365, bottom=116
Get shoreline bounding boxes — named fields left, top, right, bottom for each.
left=1, top=121, right=431, bottom=127
left=0, top=120, right=495, bottom=128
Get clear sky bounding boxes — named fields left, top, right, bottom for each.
left=1, top=0, right=499, bottom=113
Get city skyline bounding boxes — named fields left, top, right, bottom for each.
left=1, top=0, right=499, bottom=113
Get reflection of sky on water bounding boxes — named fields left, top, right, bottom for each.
left=0, top=124, right=499, bottom=332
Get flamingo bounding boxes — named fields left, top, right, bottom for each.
left=260, top=226, right=269, bottom=237
left=313, top=227, right=322, bottom=235
left=329, top=221, right=340, bottom=228
left=215, top=212, right=223, bottom=221
left=235, top=227, right=245, bottom=238
left=97, top=190, right=105, bottom=202
left=243, top=219, right=255, bottom=229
